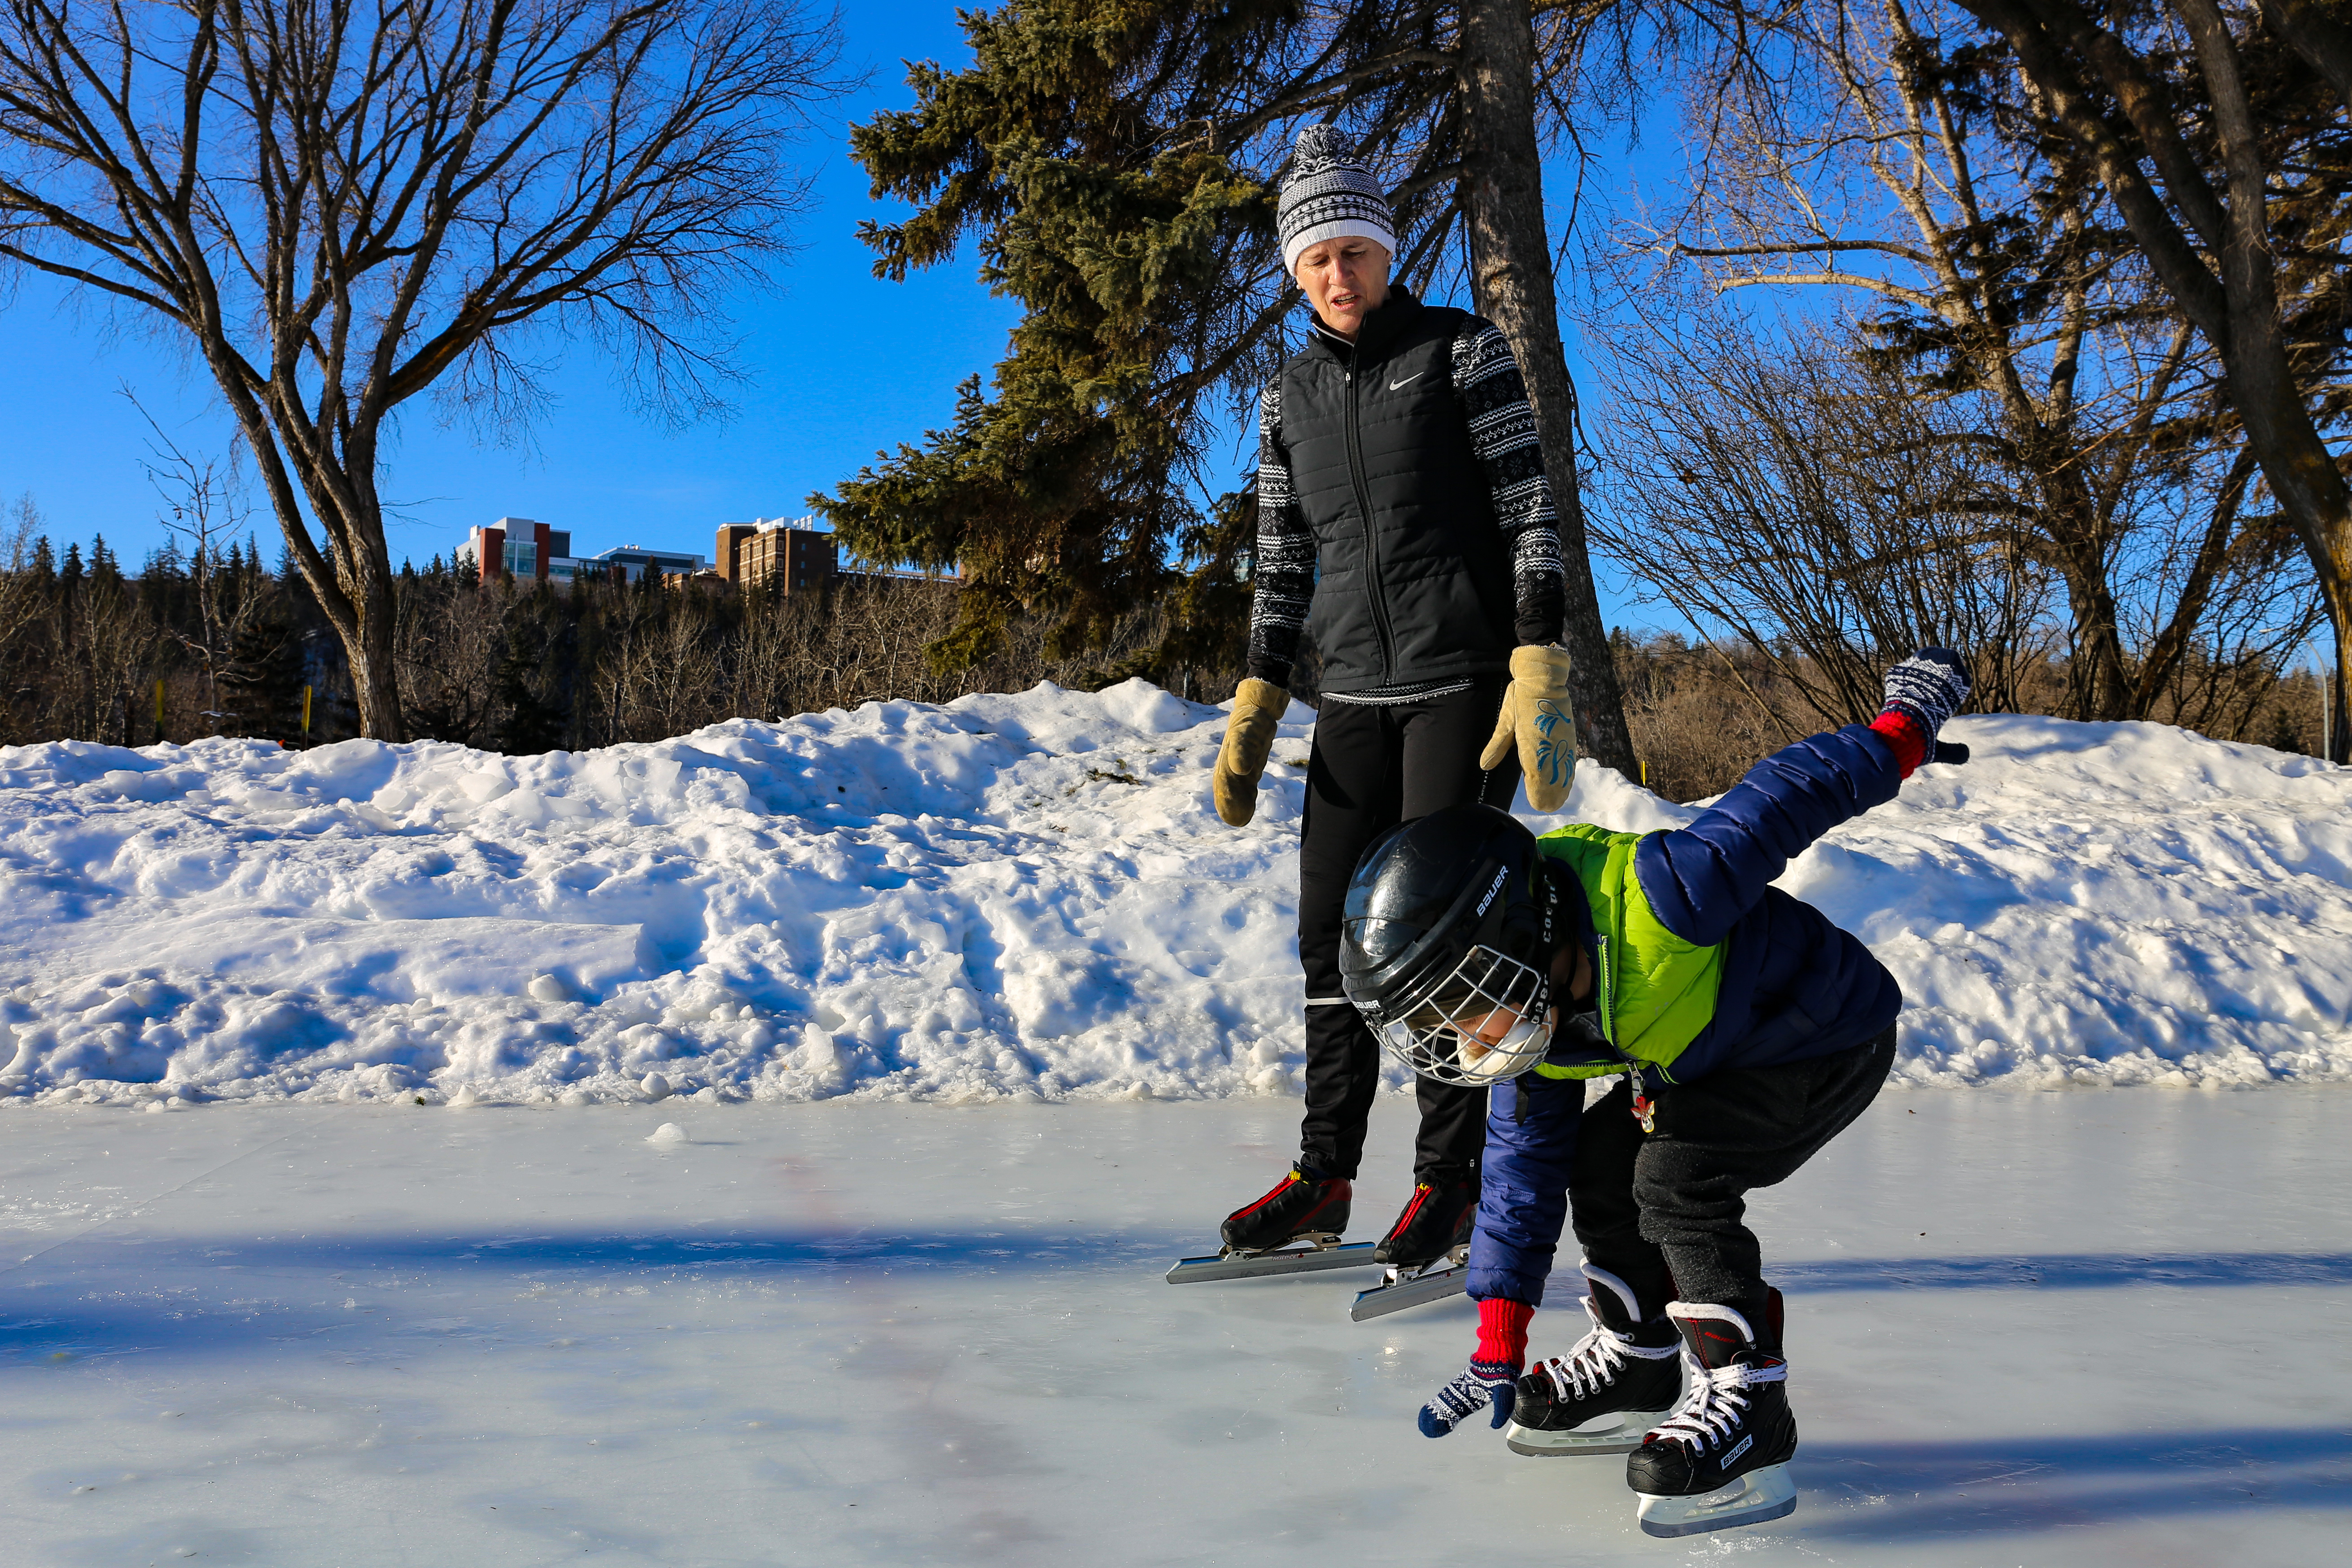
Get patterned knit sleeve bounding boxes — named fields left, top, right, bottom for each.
left=1452, top=318, right=1564, bottom=646
left=1245, top=380, right=1315, bottom=688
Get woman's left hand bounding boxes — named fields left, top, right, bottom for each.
left=1481, top=644, right=1577, bottom=811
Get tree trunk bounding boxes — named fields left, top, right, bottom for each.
left=2326, top=581, right=2352, bottom=764
left=1457, top=0, right=1638, bottom=779
left=344, top=545, right=407, bottom=744
left=2034, top=480, right=2135, bottom=719
left=333, top=457, right=412, bottom=745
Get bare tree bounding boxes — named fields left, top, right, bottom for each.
left=1593, top=313, right=2063, bottom=726
left=78, top=566, right=160, bottom=746
left=0, top=494, right=43, bottom=673
left=130, top=398, right=265, bottom=722
left=395, top=570, right=505, bottom=742
left=1646, top=0, right=2320, bottom=719
left=0, top=0, right=846, bottom=739
left=1940, top=0, right=2352, bottom=757
left=1459, top=0, right=1635, bottom=769
left=636, top=597, right=723, bottom=739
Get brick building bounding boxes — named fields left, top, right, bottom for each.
left=716, top=519, right=838, bottom=594
left=459, top=518, right=574, bottom=584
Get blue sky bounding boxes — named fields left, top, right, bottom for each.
left=0, top=1, right=1657, bottom=628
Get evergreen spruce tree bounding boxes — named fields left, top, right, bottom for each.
left=56, top=544, right=83, bottom=689
left=217, top=611, right=306, bottom=742
left=491, top=587, right=576, bottom=754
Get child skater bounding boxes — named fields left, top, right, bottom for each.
left=1334, top=649, right=1970, bottom=1536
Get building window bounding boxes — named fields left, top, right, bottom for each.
left=503, top=538, right=537, bottom=576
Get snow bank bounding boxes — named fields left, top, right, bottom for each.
left=1, top=686, right=2346, bottom=1106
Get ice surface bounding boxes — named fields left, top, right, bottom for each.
left=2, top=1091, right=2346, bottom=1564
left=3, top=683, right=2350, bottom=1104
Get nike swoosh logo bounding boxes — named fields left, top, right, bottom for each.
left=1388, top=372, right=1425, bottom=391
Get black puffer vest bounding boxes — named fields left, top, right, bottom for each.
left=1279, top=288, right=1515, bottom=693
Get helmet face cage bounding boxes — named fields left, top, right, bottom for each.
left=1372, top=939, right=1554, bottom=1086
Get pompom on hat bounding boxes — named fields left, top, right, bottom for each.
left=1278, top=124, right=1398, bottom=273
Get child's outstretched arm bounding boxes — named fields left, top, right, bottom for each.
left=1636, top=650, right=1971, bottom=948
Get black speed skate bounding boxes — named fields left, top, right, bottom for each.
left=1166, top=1166, right=1373, bottom=1287
left=1626, top=1296, right=1799, bottom=1537
left=1219, top=1164, right=1351, bottom=1253
left=1504, top=1261, right=1683, bottom=1456
left=1373, top=1171, right=1476, bottom=1267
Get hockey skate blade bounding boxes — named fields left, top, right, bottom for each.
left=1503, top=1407, right=1672, bottom=1457
left=1348, top=1261, right=1469, bottom=1321
left=1166, top=1241, right=1379, bottom=1284
left=1635, top=1463, right=1797, bottom=1537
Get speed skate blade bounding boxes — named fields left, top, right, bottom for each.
left=1166, top=1241, right=1378, bottom=1284
left=1504, top=1406, right=1673, bottom=1457
left=1635, top=1462, right=1797, bottom=1537
left=1348, top=1259, right=1469, bottom=1321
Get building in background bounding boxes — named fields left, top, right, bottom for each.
left=454, top=521, right=713, bottom=586
left=460, top=518, right=910, bottom=590
left=716, top=517, right=837, bottom=593
left=458, top=518, right=573, bottom=584
left=591, top=544, right=708, bottom=583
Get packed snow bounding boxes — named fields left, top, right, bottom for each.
left=1, top=680, right=2348, bottom=1108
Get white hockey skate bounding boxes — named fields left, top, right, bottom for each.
left=1501, top=1262, right=1681, bottom=1456
left=1626, top=1299, right=1800, bottom=1537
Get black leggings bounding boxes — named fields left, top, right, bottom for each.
left=1570, top=1027, right=1899, bottom=1338
left=1296, top=677, right=1515, bottom=1182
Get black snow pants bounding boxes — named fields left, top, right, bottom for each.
left=1569, top=1026, right=1898, bottom=1345
left=1297, top=676, right=1515, bottom=1183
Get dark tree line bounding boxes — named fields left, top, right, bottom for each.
left=1, top=512, right=326, bottom=748
left=0, top=495, right=2326, bottom=801
left=0, top=511, right=1211, bottom=754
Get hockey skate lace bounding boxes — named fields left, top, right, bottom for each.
left=1540, top=1325, right=1632, bottom=1402
left=1650, top=1356, right=1787, bottom=1453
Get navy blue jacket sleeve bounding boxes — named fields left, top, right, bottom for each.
left=1468, top=1073, right=1586, bottom=1305
left=1633, top=726, right=1902, bottom=948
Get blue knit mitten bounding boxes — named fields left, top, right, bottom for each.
left=1419, top=1360, right=1517, bottom=1438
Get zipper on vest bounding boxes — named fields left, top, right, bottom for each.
left=1341, top=362, right=1397, bottom=681
left=1595, top=934, right=1615, bottom=1046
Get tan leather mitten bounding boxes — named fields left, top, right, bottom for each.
left=1213, top=678, right=1291, bottom=826
left=1479, top=645, right=1577, bottom=811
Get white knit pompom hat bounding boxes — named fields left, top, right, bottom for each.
left=1277, top=125, right=1398, bottom=273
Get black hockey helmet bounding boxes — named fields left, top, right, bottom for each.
left=1339, top=804, right=1564, bottom=1084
